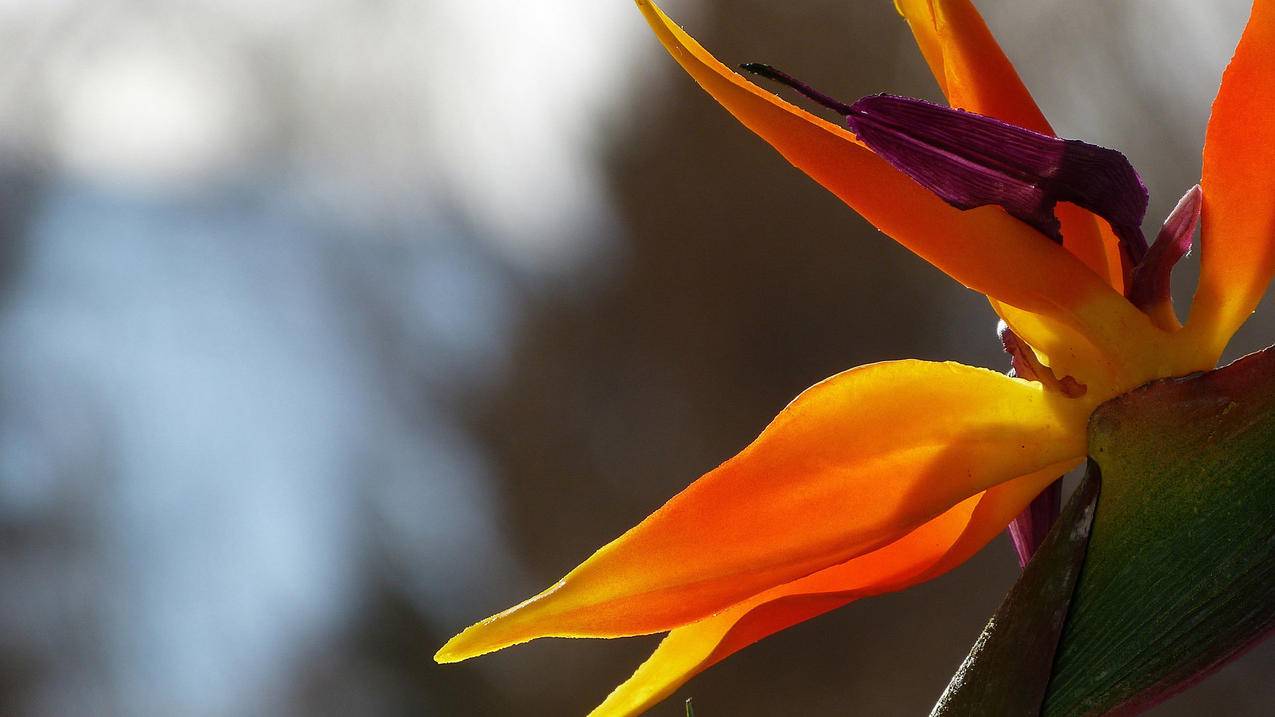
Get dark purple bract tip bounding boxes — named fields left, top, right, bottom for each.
left=1128, top=184, right=1201, bottom=316
left=845, top=95, right=1149, bottom=256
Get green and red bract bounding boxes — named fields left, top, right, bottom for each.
left=1046, top=346, right=1275, bottom=715
left=933, top=347, right=1275, bottom=715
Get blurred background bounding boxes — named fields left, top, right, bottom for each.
left=0, top=0, right=1273, bottom=715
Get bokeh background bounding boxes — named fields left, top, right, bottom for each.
left=1, top=0, right=1274, bottom=715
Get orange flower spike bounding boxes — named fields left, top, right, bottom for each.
left=436, top=361, right=1089, bottom=663
left=435, top=3, right=1273, bottom=714
left=632, top=0, right=1157, bottom=381
left=588, top=462, right=1073, bottom=717
left=1189, top=0, right=1275, bottom=362
left=894, top=0, right=1122, bottom=290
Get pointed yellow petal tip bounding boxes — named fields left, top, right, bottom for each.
left=434, top=621, right=496, bottom=664
left=433, top=639, right=466, bottom=665
left=434, top=587, right=567, bottom=664
left=434, top=618, right=498, bottom=664
left=434, top=614, right=528, bottom=664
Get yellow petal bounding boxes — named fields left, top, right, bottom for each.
left=435, top=360, right=1088, bottom=663
left=1187, top=0, right=1275, bottom=361
left=634, top=0, right=1154, bottom=384
left=994, top=300, right=1125, bottom=396
left=587, top=461, right=1073, bottom=717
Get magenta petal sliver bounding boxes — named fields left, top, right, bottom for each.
left=1129, top=185, right=1201, bottom=315
left=846, top=95, right=1149, bottom=258
left=1007, top=478, right=1063, bottom=568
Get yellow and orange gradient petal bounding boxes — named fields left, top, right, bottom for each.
left=1189, top=0, right=1275, bottom=362
left=436, top=2, right=1275, bottom=715
left=587, top=461, right=1074, bottom=717
left=895, top=0, right=1139, bottom=384
left=436, top=360, right=1088, bottom=663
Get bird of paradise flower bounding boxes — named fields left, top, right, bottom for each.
left=436, top=1, right=1275, bottom=714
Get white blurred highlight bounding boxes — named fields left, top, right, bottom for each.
left=6, top=0, right=653, bottom=272
left=51, top=40, right=259, bottom=190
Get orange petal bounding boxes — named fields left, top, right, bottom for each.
left=894, top=0, right=1050, bottom=133
left=1188, top=0, right=1275, bottom=361
left=1062, top=204, right=1125, bottom=294
left=435, top=360, right=1088, bottom=663
left=894, top=1, right=1120, bottom=289
left=634, top=0, right=1148, bottom=376
left=896, top=1, right=1127, bottom=344
left=587, top=461, right=1074, bottom=717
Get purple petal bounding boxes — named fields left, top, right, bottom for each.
left=1128, top=185, right=1201, bottom=314
left=737, top=65, right=1151, bottom=256
left=1007, top=478, right=1063, bottom=569
left=846, top=95, right=1149, bottom=258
